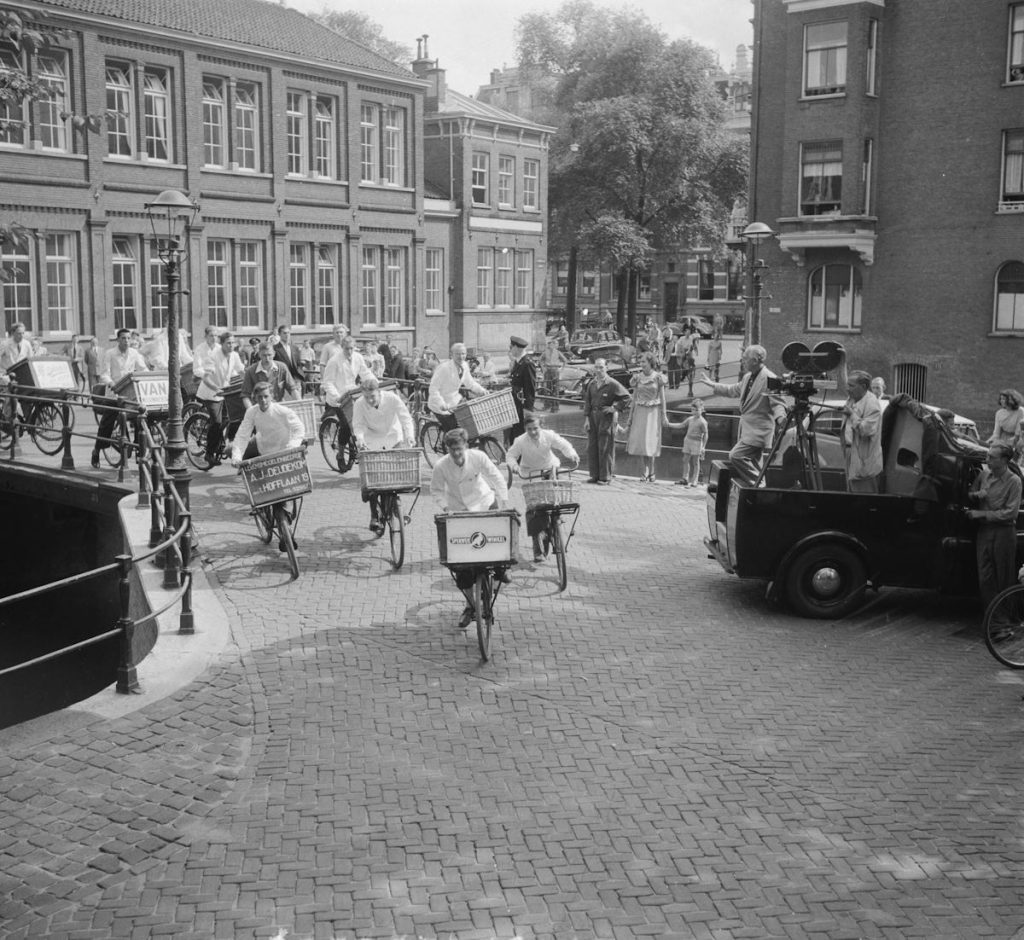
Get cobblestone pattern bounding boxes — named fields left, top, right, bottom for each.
left=3, top=454, right=1024, bottom=939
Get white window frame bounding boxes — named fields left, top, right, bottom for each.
left=360, top=104, right=378, bottom=182
left=865, top=19, right=878, bottom=96
left=523, top=159, right=539, bottom=210
left=149, top=250, right=168, bottom=328
left=202, top=78, right=226, bottom=167
left=1, top=242, right=33, bottom=333
left=476, top=248, right=493, bottom=306
left=472, top=153, right=489, bottom=205
left=807, top=263, right=862, bottom=331
left=1010, top=4, right=1024, bottom=83
left=313, top=96, right=335, bottom=179
left=803, top=21, right=847, bottom=98
left=384, top=248, right=405, bottom=323
left=383, top=106, right=405, bottom=186
left=514, top=250, right=533, bottom=307
left=106, top=63, right=134, bottom=157
left=37, top=54, right=69, bottom=152
left=234, top=83, right=259, bottom=171
left=498, top=155, right=515, bottom=207
left=286, top=92, right=307, bottom=177
left=237, top=241, right=263, bottom=329
left=495, top=248, right=513, bottom=306
left=425, top=248, right=444, bottom=312
left=289, top=244, right=309, bottom=326
left=361, top=247, right=379, bottom=322
left=112, top=237, right=140, bottom=331
left=315, top=245, right=338, bottom=326
left=143, top=68, right=170, bottom=162
left=995, top=261, right=1024, bottom=332
left=43, top=234, right=75, bottom=333
left=0, top=46, right=27, bottom=147
left=1003, top=129, right=1024, bottom=204
left=207, top=239, right=231, bottom=329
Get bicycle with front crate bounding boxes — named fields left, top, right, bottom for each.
left=520, top=462, right=580, bottom=593
left=418, top=387, right=515, bottom=469
left=358, top=446, right=422, bottom=569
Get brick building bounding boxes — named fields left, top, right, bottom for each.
left=0, top=0, right=448, bottom=354
left=751, top=0, right=1024, bottom=424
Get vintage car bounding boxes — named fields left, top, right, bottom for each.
left=568, top=328, right=622, bottom=360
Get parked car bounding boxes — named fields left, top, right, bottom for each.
left=669, top=316, right=714, bottom=338
left=568, top=328, right=622, bottom=360
left=561, top=355, right=636, bottom=401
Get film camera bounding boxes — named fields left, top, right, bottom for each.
left=766, top=341, right=844, bottom=399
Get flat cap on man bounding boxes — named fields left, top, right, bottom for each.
left=510, top=335, right=528, bottom=348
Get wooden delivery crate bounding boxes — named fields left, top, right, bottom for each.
left=359, top=447, right=421, bottom=492
left=453, top=387, right=518, bottom=438
left=435, top=509, right=520, bottom=566
left=8, top=356, right=77, bottom=392
left=112, top=371, right=169, bottom=411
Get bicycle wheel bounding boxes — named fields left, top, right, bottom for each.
left=419, top=420, right=446, bottom=468
left=30, top=402, right=66, bottom=455
left=551, top=517, right=568, bottom=593
left=274, top=502, right=299, bottom=580
left=386, top=494, right=405, bottom=569
left=319, top=415, right=341, bottom=471
left=473, top=569, right=493, bottom=661
left=183, top=412, right=213, bottom=471
left=253, top=505, right=274, bottom=544
left=102, top=421, right=128, bottom=468
left=337, top=433, right=357, bottom=474
left=477, top=435, right=506, bottom=466
left=984, top=584, right=1024, bottom=668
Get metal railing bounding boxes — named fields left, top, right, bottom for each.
left=0, top=384, right=195, bottom=695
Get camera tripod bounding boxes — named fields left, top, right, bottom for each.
left=757, top=392, right=833, bottom=490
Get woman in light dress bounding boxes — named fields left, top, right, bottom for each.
left=625, top=353, right=668, bottom=482
left=987, top=389, right=1024, bottom=457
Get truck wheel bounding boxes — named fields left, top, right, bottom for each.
left=784, top=544, right=867, bottom=619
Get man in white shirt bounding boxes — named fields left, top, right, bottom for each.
left=318, top=323, right=350, bottom=367
left=427, top=342, right=486, bottom=432
left=230, top=382, right=305, bottom=465
left=431, top=426, right=513, bottom=626
left=321, top=335, right=373, bottom=460
left=506, top=413, right=579, bottom=562
left=195, top=331, right=245, bottom=466
left=0, top=321, right=32, bottom=371
left=192, top=325, right=218, bottom=378
left=352, top=376, right=415, bottom=535
left=91, top=327, right=150, bottom=468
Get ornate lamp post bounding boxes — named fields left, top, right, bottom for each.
left=144, top=189, right=199, bottom=476
left=740, top=221, right=774, bottom=347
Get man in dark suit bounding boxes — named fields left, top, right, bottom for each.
left=507, top=335, right=536, bottom=443
left=273, top=323, right=303, bottom=382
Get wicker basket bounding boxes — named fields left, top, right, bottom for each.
left=359, top=447, right=422, bottom=492
left=454, top=387, right=518, bottom=438
left=522, top=479, right=574, bottom=511
left=279, top=397, right=321, bottom=444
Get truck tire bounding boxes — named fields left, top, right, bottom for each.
left=784, top=543, right=867, bottom=619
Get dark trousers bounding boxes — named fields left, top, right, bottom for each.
left=204, top=400, right=225, bottom=461
left=587, top=414, right=616, bottom=482
left=667, top=356, right=681, bottom=388
left=977, top=524, right=1017, bottom=608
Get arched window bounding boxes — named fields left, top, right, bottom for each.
left=994, top=261, right=1024, bottom=332
left=807, top=264, right=861, bottom=330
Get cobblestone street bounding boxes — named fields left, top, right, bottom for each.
left=3, top=449, right=1024, bottom=939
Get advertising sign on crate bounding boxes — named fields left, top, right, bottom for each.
left=240, top=446, right=312, bottom=508
left=435, top=510, right=520, bottom=565
left=112, top=371, right=169, bottom=409
left=9, top=356, right=77, bottom=391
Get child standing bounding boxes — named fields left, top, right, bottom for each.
left=667, top=399, right=708, bottom=487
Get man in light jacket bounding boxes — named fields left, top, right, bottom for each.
left=841, top=370, right=883, bottom=492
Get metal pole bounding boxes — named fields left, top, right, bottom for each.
left=164, top=246, right=186, bottom=475
left=115, top=553, right=140, bottom=694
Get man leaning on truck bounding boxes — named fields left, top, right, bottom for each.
left=842, top=371, right=883, bottom=492
left=967, top=442, right=1023, bottom=609
left=701, top=344, right=786, bottom=487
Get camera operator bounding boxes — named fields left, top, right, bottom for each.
left=700, top=344, right=786, bottom=486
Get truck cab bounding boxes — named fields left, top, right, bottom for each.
left=704, top=395, right=1012, bottom=618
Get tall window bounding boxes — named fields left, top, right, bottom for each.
left=149, top=252, right=168, bottom=328
left=37, top=55, right=69, bottom=151
left=237, top=242, right=263, bottom=328
left=207, top=240, right=230, bottom=329
left=523, top=159, right=539, bottom=210
left=807, top=264, right=861, bottom=330
left=995, top=261, right=1024, bottom=332
left=384, top=249, right=405, bottom=322
left=362, top=247, right=379, bottom=321
left=476, top=248, right=493, bottom=306
left=289, top=244, right=309, bottom=326
left=1010, top=5, right=1024, bottom=83
left=801, top=140, right=843, bottom=215
left=1, top=243, right=32, bottom=332
left=698, top=259, right=715, bottom=300
left=1003, top=130, right=1024, bottom=203
left=0, top=47, right=27, bottom=146
left=361, top=247, right=407, bottom=325
left=202, top=79, right=226, bottom=167
left=234, top=83, right=259, bottom=170
left=866, top=19, right=878, bottom=95
left=383, top=107, right=405, bottom=185
left=498, top=156, right=515, bottom=207
left=495, top=249, right=513, bottom=305
left=360, top=104, right=378, bottom=182
left=638, top=270, right=651, bottom=300
left=425, top=248, right=444, bottom=311
left=472, top=153, right=489, bottom=204
left=106, top=64, right=134, bottom=157
left=286, top=243, right=339, bottom=326
left=316, top=246, right=337, bottom=325
left=580, top=266, right=597, bottom=297
left=313, top=97, right=335, bottom=178
left=111, top=238, right=139, bottom=331
left=360, top=103, right=406, bottom=185
left=44, top=235, right=74, bottom=332
left=804, top=21, right=847, bottom=96
left=861, top=139, right=874, bottom=215
left=286, top=92, right=307, bottom=176
left=514, top=251, right=533, bottom=307
left=143, top=69, right=170, bottom=161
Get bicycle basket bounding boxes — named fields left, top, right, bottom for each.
left=522, top=479, right=574, bottom=511
left=359, top=447, right=421, bottom=492
left=454, top=387, right=518, bottom=438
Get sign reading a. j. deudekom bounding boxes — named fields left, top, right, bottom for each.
left=240, top=447, right=312, bottom=507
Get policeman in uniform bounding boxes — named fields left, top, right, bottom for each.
left=507, top=335, right=536, bottom=444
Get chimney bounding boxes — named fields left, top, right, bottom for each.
left=735, top=44, right=751, bottom=79
left=411, top=34, right=446, bottom=110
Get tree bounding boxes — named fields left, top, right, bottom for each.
left=307, top=8, right=410, bottom=65
left=518, top=1, right=748, bottom=337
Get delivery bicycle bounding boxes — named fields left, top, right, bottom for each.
left=520, top=463, right=580, bottom=593
left=982, top=583, right=1024, bottom=668
left=359, top=447, right=422, bottom=569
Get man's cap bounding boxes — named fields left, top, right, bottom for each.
left=510, top=335, right=528, bottom=348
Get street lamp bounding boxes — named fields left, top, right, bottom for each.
left=144, top=189, right=199, bottom=477
left=740, top=221, right=774, bottom=347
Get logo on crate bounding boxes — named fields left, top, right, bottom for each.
left=450, top=531, right=509, bottom=550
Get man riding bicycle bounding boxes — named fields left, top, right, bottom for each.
left=427, top=342, right=487, bottom=432
left=321, top=334, right=373, bottom=459
left=431, top=426, right=512, bottom=628
left=195, top=330, right=245, bottom=467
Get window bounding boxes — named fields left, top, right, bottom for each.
left=892, top=363, right=927, bottom=402
left=804, top=21, right=847, bottom=96
left=315, top=246, right=337, bottom=325
left=237, top=242, right=263, bottom=328
left=698, top=259, right=715, bottom=300
left=476, top=248, right=492, bottom=306
left=37, top=55, right=69, bottom=151
left=995, top=261, right=1024, bottom=332
left=425, top=248, right=444, bottom=311
left=523, top=159, right=539, bottom=210
left=1010, top=5, right=1024, bottom=83
left=472, top=153, right=489, bottom=204
left=111, top=238, right=139, bottom=331
left=1003, top=130, right=1024, bottom=203
left=361, top=247, right=407, bottom=325
left=313, top=97, right=335, bottom=178
left=1, top=243, right=32, bottom=333
left=202, top=79, right=226, bottom=167
left=807, top=264, right=861, bottom=330
left=866, top=19, right=878, bottom=95
left=494, top=249, right=513, bottom=305
left=361, top=103, right=406, bottom=185
left=0, top=47, right=73, bottom=152
left=801, top=140, right=843, bottom=215
left=207, top=240, right=230, bottom=329
left=43, top=235, right=75, bottom=332
left=141, top=69, right=170, bottom=161
left=555, top=261, right=569, bottom=294
left=285, top=243, right=339, bottom=326
left=106, top=63, right=134, bottom=157
left=149, top=252, right=167, bottom=328
left=638, top=270, right=651, bottom=301
left=580, top=267, right=597, bottom=297
left=0, top=47, right=27, bottom=146
left=289, top=244, right=309, bottom=326
left=234, top=83, right=259, bottom=171
left=286, top=92, right=307, bottom=176
left=515, top=251, right=533, bottom=307
left=498, top=156, right=515, bottom=207
left=861, top=138, right=874, bottom=215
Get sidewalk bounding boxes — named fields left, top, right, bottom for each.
left=2, top=439, right=1024, bottom=939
